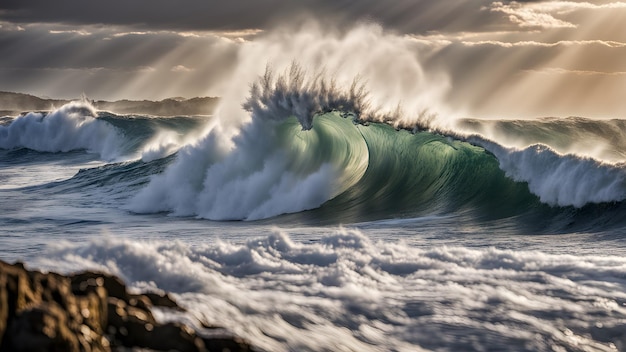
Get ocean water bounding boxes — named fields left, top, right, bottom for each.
left=2, top=72, right=626, bottom=351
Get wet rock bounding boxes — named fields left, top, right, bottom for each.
left=70, top=272, right=128, bottom=301
left=143, top=291, right=182, bottom=310
left=0, top=261, right=109, bottom=352
left=8, top=303, right=79, bottom=351
left=0, top=260, right=253, bottom=352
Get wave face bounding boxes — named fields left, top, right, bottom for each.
left=317, top=122, right=538, bottom=223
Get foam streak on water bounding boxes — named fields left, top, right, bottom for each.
left=34, top=228, right=626, bottom=352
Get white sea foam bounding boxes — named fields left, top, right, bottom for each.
left=38, top=228, right=626, bottom=351
left=139, top=130, right=187, bottom=162
left=129, top=116, right=339, bottom=220
left=0, top=101, right=123, bottom=160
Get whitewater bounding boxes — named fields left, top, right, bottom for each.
left=2, top=23, right=626, bottom=351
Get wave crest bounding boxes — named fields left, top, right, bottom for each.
left=0, top=101, right=123, bottom=160
left=242, top=64, right=371, bottom=130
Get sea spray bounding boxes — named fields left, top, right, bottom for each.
left=210, top=22, right=452, bottom=131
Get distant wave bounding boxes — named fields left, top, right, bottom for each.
left=0, top=101, right=208, bottom=161
left=469, top=137, right=626, bottom=208
left=0, top=101, right=123, bottom=160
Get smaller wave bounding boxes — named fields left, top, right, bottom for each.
left=471, top=137, right=626, bottom=207
left=458, top=117, right=626, bottom=163
left=98, top=113, right=210, bottom=162
left=0, top=101, right=123, bottom=160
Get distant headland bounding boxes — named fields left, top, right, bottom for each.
left=0, top=91, right=219, bottom=117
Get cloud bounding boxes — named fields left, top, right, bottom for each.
left=489, top=1, right=577, bottom=28
left=489, top=1, right=626, bottom=29
left=3, top=1, right=626, bottom=36
left=526, top=1, right=626, bottom=14
left=462, top=39, right=626, bottom=48
left=524, top=67, right=626, bottom=76
left=0, top=21, right=25, bottom=31
left=171, top=65, right=193, bottom=72
left=49, top=29, right=91, bottom=36
left=0, top=21, right=240, bottom=100
left=112, top=31, right=151, bottom=37
left=0, top=0, right=511, bottom=34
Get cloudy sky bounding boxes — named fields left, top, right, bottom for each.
left=1, top=0, right=625, bottom=118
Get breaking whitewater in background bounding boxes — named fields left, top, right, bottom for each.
left=2, top=23, right=626, bottom=351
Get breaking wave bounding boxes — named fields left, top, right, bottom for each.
left=0, top=101, right=123, bottom=160
left=122, top=66, right=626, bottom=229
left=0, top=101, right=209, bottom=162
left=458, top=117, right=626, bottom=162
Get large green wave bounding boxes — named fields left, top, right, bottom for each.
left=276, top=114, right=626, bottom=232
left=298, top=114, right=539, bottom=223
left=47, top=111, right=626, bottom=232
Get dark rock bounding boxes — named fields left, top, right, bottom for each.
left=0, top=261, right=110, bottom=352
left=122, top=321, right=205, bottom=352
left=70, top=272, right=128, bottom=301
left=0, top=271, right=10, bottom=346
left=0, top=259, right=254, bottom=352
left=7, top=303, right=80, bottom=352
left=127, top=293, right=153, bottom=311
left=202, top=334, right=254, bottom=352
left=142, top=291, right=183, bottom=310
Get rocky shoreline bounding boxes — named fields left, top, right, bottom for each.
left=0, top=260, right=252, bottom=352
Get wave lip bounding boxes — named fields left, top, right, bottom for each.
left=0, top=101, right=123, bottom=160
